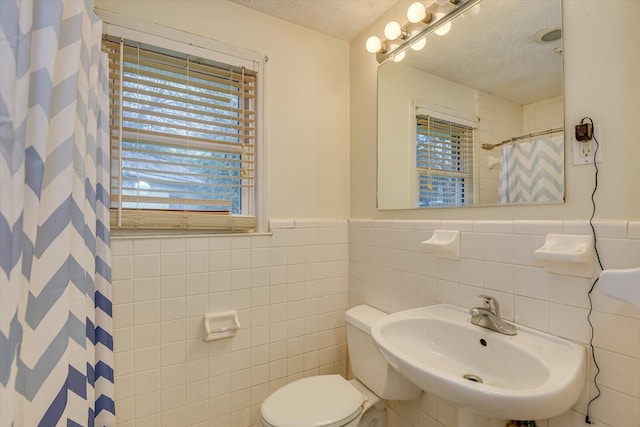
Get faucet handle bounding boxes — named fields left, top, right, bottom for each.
left=478, top=295, right=500, bottom=315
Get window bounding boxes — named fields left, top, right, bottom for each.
left=416, top=114, right=475, bottom=207
left=103, top=37, right=257, bottom=231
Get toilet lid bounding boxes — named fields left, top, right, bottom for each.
left=261, top=375, right=364, bottom=427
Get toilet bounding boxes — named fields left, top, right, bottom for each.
left=259, top=305, right=422, bottom=427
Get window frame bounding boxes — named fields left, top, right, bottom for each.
left=98, top=10, right=267, bottom=233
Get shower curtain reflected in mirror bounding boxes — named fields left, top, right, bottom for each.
left=0, top=1, right=115, bottom=425
left=498, top=135, right=565, bottom=204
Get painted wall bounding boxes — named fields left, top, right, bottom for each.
left=95, top=0, right=350, bottom=220
left=350, top=219, right=640, bottom=427
left=350, top=0, right=640, bottom=220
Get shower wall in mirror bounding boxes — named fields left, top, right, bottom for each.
left=377, top=0, right=564, bottom=209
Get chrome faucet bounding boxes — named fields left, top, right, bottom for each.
left=469, top=295, right=517, bottom=335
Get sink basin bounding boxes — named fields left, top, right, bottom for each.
left=370, top=304, right=586, bottom=420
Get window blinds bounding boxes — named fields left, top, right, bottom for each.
left=416, top=114, right=475, bottom=207
left=103, top=37, right=257, bottom=231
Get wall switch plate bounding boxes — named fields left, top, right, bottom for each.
left=572, top=125, right=602, bottom=165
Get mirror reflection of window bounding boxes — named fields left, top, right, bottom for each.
left=416, top=115, right=475, bottom=207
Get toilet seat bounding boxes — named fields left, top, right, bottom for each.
left=260, top=375, right=364, bottom=427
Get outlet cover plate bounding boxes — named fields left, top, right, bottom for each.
left=572, top=125, right=602, bottom=165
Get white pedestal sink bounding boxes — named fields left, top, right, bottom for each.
left=371, top=304, right=586, bottom=421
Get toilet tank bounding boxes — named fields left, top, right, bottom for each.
left=345, top=305, right=421, bottom=400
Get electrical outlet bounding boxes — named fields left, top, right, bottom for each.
left=580, top=140, right=594, bottom=157
left=572, top=125, right=602, bottom=165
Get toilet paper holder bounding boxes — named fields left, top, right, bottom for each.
left=203, top=310, right=240, bottom=342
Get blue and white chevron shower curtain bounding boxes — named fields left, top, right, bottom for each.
left=498, top=135, right=564, bottom=204
left=1, top=1, right=115, bottom=426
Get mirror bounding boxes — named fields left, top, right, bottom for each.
left=377, top=0, right=564, bottom=209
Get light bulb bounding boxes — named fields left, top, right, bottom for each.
left=384, top=21, right=403, bottom=40
left=365, top=36, right=382, bottom=53
left=407, top=2, right=426, bottom=23
left=411, top=37, right=427, bottom=51
left=392, top=50, right=405, bottom=62
left=434, top=12, right=452, bottom=36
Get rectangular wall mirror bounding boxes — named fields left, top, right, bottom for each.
left=377, top=0, right=564, bottom=209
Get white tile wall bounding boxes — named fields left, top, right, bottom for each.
left=111, top=220, right=349, bottom=427
left=111, top=218, right=640, bottom=427
left=523, top=96, right=564, bottom=134
left=350, top=219, right=640, bottom=427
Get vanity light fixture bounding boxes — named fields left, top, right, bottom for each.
left=366, top=0, right=481, bottom=64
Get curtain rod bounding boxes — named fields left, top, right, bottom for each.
left=481, top=127, right=564, bottom=150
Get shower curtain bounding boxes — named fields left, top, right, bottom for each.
left=498, top=134, right=564, bottom=204
left=0, top=1, right=115, bottom=426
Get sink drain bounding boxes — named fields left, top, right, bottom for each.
left=463, top=374, right=483, bottom=383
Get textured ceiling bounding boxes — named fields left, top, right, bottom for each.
left=228, top=0, right=398, bottom=41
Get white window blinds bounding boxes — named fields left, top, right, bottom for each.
left=416, top=114, right=475, bottom=207
left=103, top=37, right=257, bottom=231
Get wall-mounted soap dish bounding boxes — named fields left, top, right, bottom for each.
left=203, top=310, right=240, bottom=342
left=533, top=234, right=594, bottom=278
left=421, top=230, right=460, bottom=260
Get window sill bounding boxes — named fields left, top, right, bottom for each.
left=110, top=230, right=271, bottom=240
left=110, top=210, right=256, bottom=233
